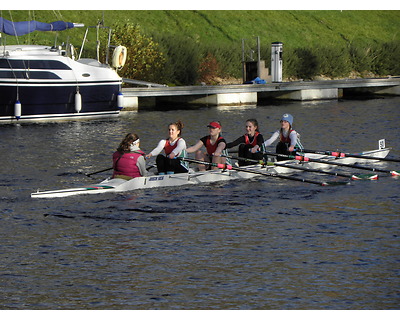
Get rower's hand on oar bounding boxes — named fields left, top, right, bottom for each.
left=145, top=153, right=152, bottom=159
left=251, top=146, right=260, bottom=153
left=168, top=153, right=176, bottom=159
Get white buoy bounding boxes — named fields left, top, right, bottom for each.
left=75, top=91, right=82, bottom=113
left=117, top=91, right=124, bottom=110
left=14, top=100, right=21, bottom=120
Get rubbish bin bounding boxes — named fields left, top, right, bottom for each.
left=271, top=42, right=283, bottom=82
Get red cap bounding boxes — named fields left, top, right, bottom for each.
left=207, top=121, right=221, bottom=129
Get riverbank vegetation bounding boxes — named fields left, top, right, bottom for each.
left=4, top=10, right=400, bottom=85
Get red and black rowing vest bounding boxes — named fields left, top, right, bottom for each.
left=280, top=129, right=294, bottom=144
left=244, top=132, right=260, bottom=147
left=205, top=136, right=224, bottom=155
left=164, top=138, right=181, bottom=155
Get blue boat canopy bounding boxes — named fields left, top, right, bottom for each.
left=0, top=18, right=75, bottom=36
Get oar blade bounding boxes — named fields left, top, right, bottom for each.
left=321, top=181, right=351, bottom=186
left=390, top=170, right=400, bottom=176
left=351, top=173, right=379, bottom=180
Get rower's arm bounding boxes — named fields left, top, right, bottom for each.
left=148, top=139, right=166, bottom=157
left=214, top=142, right=226, bottom=156
left=289, top=131, right=298, bottom=147
left=137, top=156, right=148, bottom=176
left=186, top=140, right=204, bottom=153
left=263, top=131, right=279, bottom=147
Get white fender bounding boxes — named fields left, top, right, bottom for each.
left=117, top=91, right=124, bottom=110
left=112, top=46, right=127, bottom=69
left=75, top=91, right=82, bottom=113
left=69, top=44, right=75, bottom=60
left=14, top=100, right=21, bottom=120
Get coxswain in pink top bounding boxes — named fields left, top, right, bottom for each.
left=112, top=133, right=147, bottom=180
left=112, top=150, right=145, bottom=179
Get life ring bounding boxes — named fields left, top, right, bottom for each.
left=112, top=46, right=127, bottom=69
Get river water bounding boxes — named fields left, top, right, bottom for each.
left=1, top=96, right=399, bottom=310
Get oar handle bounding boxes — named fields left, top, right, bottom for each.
left=178, top=157, right=232, bottom=169
left=264, top=151, right=310, bottom=162
left=219, top=154, right=265, bottom=165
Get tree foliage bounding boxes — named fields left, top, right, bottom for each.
left=106, top=22, right=166, bottom=83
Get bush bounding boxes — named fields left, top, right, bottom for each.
left=316, top=46, right=352, bottom=78
left=154, top=34, right=201, bottom=85
left=105, top=22, right=166, bottom=83
left=349, top=41, right=374, bottom=74
left=370, top=41, right=400, bottom=76
left=205, top=43, right=243, bottom=79
left=198, top=53, right=221, bottom=85
left=104, top=22, right=400, bottom=84
left=285, top=48, right=319, bottom=80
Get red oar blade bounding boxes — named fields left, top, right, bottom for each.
left=351, top=173, right=379, bottom=180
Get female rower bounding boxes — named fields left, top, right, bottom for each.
left=262, top=113, right=303, bottom=161
left=186, top=121, right=228, bottom=171
left=146, top=120, right=189, bottom=174
left=226, top=118, right=265, bottom=166
left=112, top=133, right=147, bottom=180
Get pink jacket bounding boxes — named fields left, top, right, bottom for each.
left=112, top=151, right=145, bottom=179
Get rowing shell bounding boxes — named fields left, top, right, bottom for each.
left=31, top=165, right=268, bottom=198
left=31, top=147, right=392, bottom=198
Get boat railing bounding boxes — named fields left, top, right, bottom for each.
left=78, top=24, right=113, bottom=66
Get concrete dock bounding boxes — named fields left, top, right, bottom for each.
left=121, top=77, right=400, bottom=110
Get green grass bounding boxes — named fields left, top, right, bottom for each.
left=4, top=10, right=400, bottom=48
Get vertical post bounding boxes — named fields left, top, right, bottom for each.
left=242, top=39, right=246, bottom=83
left=106, top=27, right=112, bottom=65
left=271, top=42, right=283, bottom=82
left=257, top=36, right=261, bottom=78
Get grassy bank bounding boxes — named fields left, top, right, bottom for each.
left=3, top=10, right=400, bottom=84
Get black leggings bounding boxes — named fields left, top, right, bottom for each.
left=238, top=144, right=264, bottom=166
left=156, top=155, right=188, bottom=174
left=276, top=142, right=295, bottom=161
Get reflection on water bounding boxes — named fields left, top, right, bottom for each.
left=0, top=97, right=399, bottom=309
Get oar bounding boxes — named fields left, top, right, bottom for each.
left=178, top=157, right=231, bottom=170
left=86, top=167, right=113, bottom=177
left=264, top=151, right=400, bottom=176
left=85, top=164, right=156, bottom=177
left=300, top=148, right=400, bottom=163
left=270, top=161, right=378, bottom=180
left=179, top=157, right=348, bottom=186
left=221, top=154, right=378, bottom=180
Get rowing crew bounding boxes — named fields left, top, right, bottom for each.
left=112, top=114, right=302, bottom=180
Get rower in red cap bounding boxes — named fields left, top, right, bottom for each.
left=186, top=121, right=228, bottom=171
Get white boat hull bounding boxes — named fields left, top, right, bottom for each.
left=31, top=147, right=392, bottom=198
left=0, top=45, right=122, bottom=122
